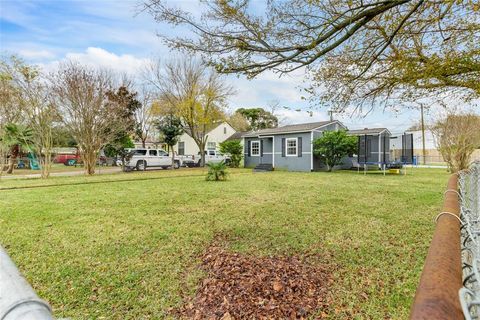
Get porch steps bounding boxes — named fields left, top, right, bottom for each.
left=253, top=163, right=274, bottom=172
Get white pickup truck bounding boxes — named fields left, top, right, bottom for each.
left=181, top=150, right=230, bottom=167
left=124, top=148, right=181, bottom=171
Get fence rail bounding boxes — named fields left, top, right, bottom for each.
left=410, top=161, right=480, bottom=319
left=0, top=246, right=54, bottom=320
left=410, top=174, right=463, bottom=319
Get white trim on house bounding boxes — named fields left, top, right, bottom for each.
left=285, top=138, right=298, bottom=157
left=272, top=136, right=275, bottom=168
left=251, top=140, right=260, bottom=156
left=310, top=131, right=313, bottom=171
left=274, top=152, right=311, bottom=154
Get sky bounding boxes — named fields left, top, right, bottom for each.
left=0, top=0, right=464, bottom=134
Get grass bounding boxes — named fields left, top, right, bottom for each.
left=0, top=168, right=449, bottom=319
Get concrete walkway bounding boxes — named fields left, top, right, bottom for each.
left=0, top=167, right=122, bottom=179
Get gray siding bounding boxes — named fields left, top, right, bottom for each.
left=273, top=132, right=312, bottom=171
left=243, top=122, right=349, bottom=172
left=244, top=137, right=274, bottom=168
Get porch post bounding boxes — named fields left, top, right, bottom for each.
left=272, top=136, right=275, bottom=168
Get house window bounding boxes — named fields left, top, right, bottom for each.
left=251, top=141, right=260, bottom=156
left=286, top=138, right=297, bottom=156
left=224, top=127, right=227, bottom=134
left=207, top=142, right=216, bottom=150
left=178, top=142, right=185, bottom=156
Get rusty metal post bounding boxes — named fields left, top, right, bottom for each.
left=410, top=174, right=463, bottom=319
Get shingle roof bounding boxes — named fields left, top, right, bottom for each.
left=348, top=128, right=390, bottom=135
left=226, top=131, right=246, bottom=141
left=242, top=121, right=339, bottom=137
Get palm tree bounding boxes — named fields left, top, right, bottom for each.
left=0, top=123, right=34, bottom=174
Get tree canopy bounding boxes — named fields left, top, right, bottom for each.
left=236, top=107, right=278, bottom=131
left=313, top=130, right=357, bottom=172
left=143, top=0, right=479, bottom=111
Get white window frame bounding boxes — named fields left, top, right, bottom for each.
left=251, top=140, right=260, bottom=156
left=178, top=141, right=185, bottom=156
left=207, top=141, right=216, bottom=150
left=285, top=138, right=298, bottom=157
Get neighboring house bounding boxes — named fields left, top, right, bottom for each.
left=173, top=122, right=236, bottom=156
left=242, top=120, right=347, bottom=172
left=133, top=139, right=163, bottom=149
left=348, top=128, right=392, bottom=164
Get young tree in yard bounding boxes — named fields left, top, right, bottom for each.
left=1, top=56, right=59, bottom=178
left=135, top=89, right=155, bottom=148
left=205, top=161, right=228, bottom=181
left=157, top=114, right=183, bottom=168
left=219, top=140, right=242, bottom=168
left=105, top=85, right=141, bottom=167
left=431, top=112, right=480, bottom=173
left=50, top=62, right=130, bottom=175
left=0, top=123, right=34, bottom=174
left=145, top=58, right=233, bottom=166
left=313, top=130, right=357, bottom=172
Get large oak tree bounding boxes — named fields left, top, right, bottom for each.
left=143, top=0, right=479, bottom=109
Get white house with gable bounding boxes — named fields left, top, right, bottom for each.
left=172, top=121, right=236, bottom=156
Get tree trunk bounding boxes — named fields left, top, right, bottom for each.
left=200, top=144, right=206, bottom=167
left=40, top=150, right=53, bottom=179
left=83, top=149, right=97, bottom=175
left=171, top=145, right=175, bottom=169
left=6, top=145, right=19, bottom=174
left=142, top=138, right=146, bottom=148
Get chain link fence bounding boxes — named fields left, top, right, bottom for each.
left=459, top=161, right=480, bottom=319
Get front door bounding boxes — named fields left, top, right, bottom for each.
left=259, top=138, right=272, bottom=164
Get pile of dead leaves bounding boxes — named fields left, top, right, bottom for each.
left=176, top=245, right=332, bottom=319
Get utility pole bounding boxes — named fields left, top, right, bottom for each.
left=328, top=109, right=340, bottom=122
left=420, top=103, right=426, bottom=165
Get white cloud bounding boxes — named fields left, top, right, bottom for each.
left=18, top=49, right=55, bottom=60
left=41, top=47, right=150, bottom=75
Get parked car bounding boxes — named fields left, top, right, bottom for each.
left=182, top=150, right=230, bottom=167
left=54, top=153, right=79, bottom=166
left=124, top=148, right=181, bottom=171
left=54, top=153, right=107, bottom=166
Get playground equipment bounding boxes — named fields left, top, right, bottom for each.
left=351, top=130, right=414, bottom=175
left=27, top=153, right=40, bottom=170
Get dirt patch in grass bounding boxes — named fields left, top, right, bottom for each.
left=176, top=243, right=333, bottom=319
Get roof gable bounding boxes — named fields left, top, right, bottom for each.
left=242, top=120, right=344, bottom=137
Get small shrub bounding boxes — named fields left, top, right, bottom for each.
left=219, top=139, right=243, bottom=168
left=206, top=161, right=228, bottom=181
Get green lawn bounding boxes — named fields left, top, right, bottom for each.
left=0, top=168, right=449, bottom=319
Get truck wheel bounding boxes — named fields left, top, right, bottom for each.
left=173, top=161, right=180, bottom=169
left=136, top=160, right=146, bottom=171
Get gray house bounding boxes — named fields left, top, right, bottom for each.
left=242, top=120, right=347, bottom=172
